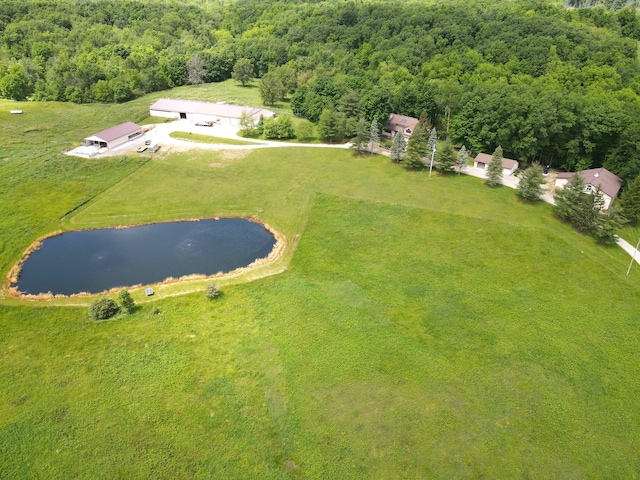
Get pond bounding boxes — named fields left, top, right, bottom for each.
left=15, top=219, right=277, bottom=296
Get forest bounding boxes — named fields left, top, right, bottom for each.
left=2, top=0, right=640, bottom=182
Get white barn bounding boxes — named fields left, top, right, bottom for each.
left=473, top=152, right=519, bottom=176
left=149, top=99, right=275, bottom=127
left=84, top=122, right=142, bottom=150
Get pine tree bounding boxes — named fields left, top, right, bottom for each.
left=369, top=118, right=379, bottom=154
left=389, top=132, right=406, bottom=163
left=594, top=204, right=625, bottom=244
left=435, top=140, right=456, bottom=174
left=427, top=128, right=438, bottom=155
left=517, top=163, right=545, bottom=201
left=403, top=123, right=427, bottom=169
left=555, top=172, right=586, bottom=223
left=351, top=118, right=369, bottom=154
left=486, top=146, right=504, bottom=187
left=456, top=145, right=468, bottom=175
left=620, top=174, right=640, bottom=224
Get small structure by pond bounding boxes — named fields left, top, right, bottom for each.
left=10, top=218, right=281, bottom=297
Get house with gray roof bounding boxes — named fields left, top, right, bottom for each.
left=554, top=167, right=623, bottom=210
left=149, top=99, right=275, bottom=127
left=84, top=122, right=142, bottom=150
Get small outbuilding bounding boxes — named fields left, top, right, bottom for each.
left=554, top=167, right=622, bottom=210
left=383, top=114, right=419, bottom=139
left=473, top=152, right=519, bottom=176
left=84, top=122, right=142, bottom=150
left=149, top=99, right=275, bottom=127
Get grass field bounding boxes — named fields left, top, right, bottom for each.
left=170, top=131, right=261, bottom=145
left=1, top=85, right=640, bottom=478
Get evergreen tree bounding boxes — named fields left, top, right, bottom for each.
left=117, top=289, right=135, bottom=314
left=517, top=163, right=545, bottom=201
left=594, top=204, right=625, bottom=244
left=486, top=146, right=504, bottom=187
left=352, top=118, right=369, bottom=154
left=403, top=123, right=428, bottom=169
left=456, top=145, right=468, bottom=175
left=389, top=132, right=406, bottom=163
left=555, top=173, right=586, bottom=223
left=427, top=128, right=438, bottom=155
left=369, top=118, right=379, bottom=154
left=435, top=140, right=456, bottom=174
left=620, top=175, right=640, bottom=224
left=554, top=173, right=603, bottom=234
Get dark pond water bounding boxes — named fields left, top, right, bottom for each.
left=16, top=219, right=276, bottom=295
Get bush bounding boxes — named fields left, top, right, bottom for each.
left=88, top=297, right=120, bottom=320
left=205, top=282, right=221, bottom=299
left=117, top=289, right=135, bottom=313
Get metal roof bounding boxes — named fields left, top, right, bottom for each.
left=86, top=122, right=141, bottom=142
left=149, top=99, right=275, bottom=120
left=556, top=168, right=623, bottom=198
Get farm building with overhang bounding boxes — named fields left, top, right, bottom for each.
left=84, top=122, right=142, bottom=150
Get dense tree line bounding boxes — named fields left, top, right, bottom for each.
left=2, top=0, right=640, bottom=184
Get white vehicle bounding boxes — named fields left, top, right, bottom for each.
left=148, top=142, right=161, bottom=153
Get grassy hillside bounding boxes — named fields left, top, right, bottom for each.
left=1, top=87, right=639, bottom=478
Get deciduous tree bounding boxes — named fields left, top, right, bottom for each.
left=318, top=109, right=346, bottom=143
left=232, top=58, right=254, bottom=86
left=259, top=70, right=284, bottom=106
left=186, top=53, right=206, bottom=85
left=117, top=289, right=135, bottom=314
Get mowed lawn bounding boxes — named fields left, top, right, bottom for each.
left=1, top=95, right=640, bottom=478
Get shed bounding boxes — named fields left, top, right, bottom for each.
left=149, top=99, right=275, bottom=127
left=554, top=168, right=622, bottom=210
left=84, top=122, right=142, bottom=150
left=473, top=152, right=519, bottom=176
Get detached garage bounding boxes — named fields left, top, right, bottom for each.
left=84, top=122, right=142, bottom=150
left=473, top=152, right=519, bottom=176
left=149, top=99, right=275, bottom=127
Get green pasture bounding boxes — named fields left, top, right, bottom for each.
left=170, top=131, right=261, bottom=145
left=1, top=93, right=640, bottom=478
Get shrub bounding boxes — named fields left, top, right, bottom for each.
left=205, top=282, right=221, bottom=299
left=117, top=289, right=135, bottom=313
left=88, top=297, right=119, bottom=320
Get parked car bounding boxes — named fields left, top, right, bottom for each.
left=195, top=121, right=214, bottom=127
left=149, top=143, right=161, bottom=153
left=137, top=146, right=147, bottom=153
left=145, top=139, right=152, bottom=145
